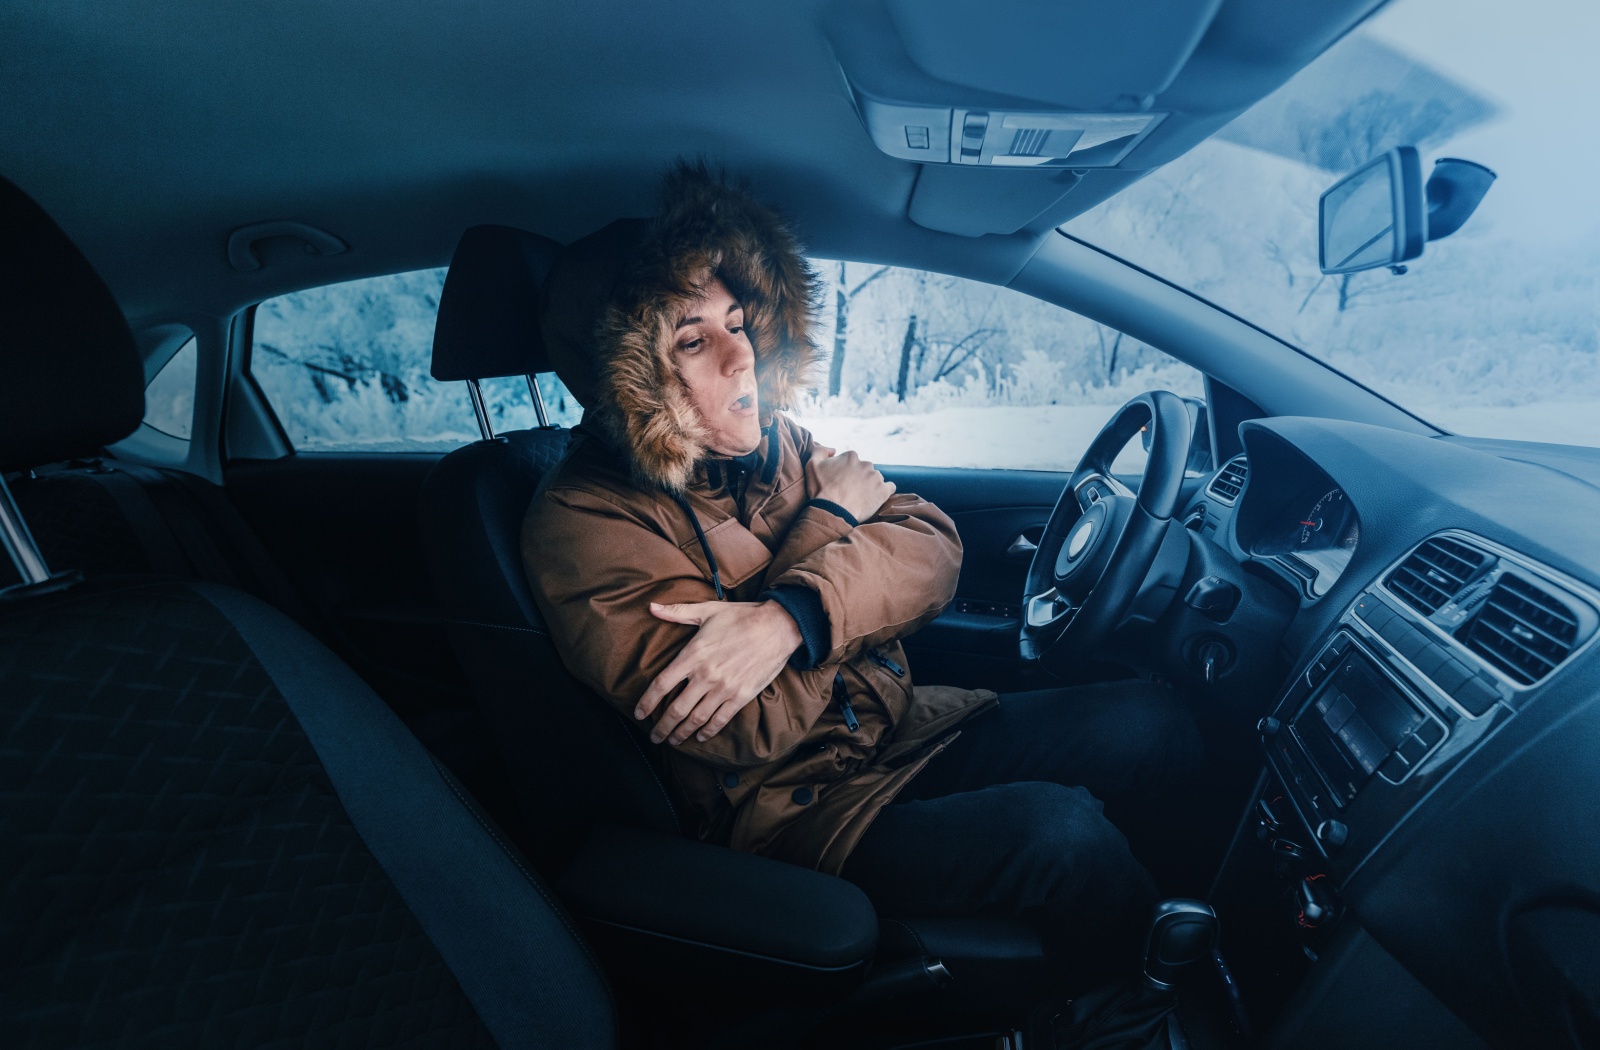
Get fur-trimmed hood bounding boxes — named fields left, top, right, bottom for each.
left=539, top=163, right=824, bottom=493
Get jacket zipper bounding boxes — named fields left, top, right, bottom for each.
left=867, top=646, right=906, bottom=677
left=832, top=672, right=859, bottom=731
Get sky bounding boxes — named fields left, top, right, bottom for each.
left=1361, top=0, right=1600, bottom=246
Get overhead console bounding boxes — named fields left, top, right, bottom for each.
left=822, top=0, right=1392, bottom=235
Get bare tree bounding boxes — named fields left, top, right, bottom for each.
left=894, top=314, right=919, bottom=401
left=1096, top=326, right=1125, bottom=382
left=828, top=261, right=890, bottom=397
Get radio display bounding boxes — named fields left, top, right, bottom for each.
left=1292, top=652, right=1425, bottom=803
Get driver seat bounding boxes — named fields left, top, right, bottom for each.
left=416, top=224, right=1058, bottom=1017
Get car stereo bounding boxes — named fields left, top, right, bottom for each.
left=1289, top=647, right=1440, bottom=807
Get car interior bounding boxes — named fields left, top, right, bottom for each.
left=4, top=0, right=1598, bottom=1048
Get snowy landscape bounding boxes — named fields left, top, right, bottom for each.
left=250, top=18, right=1600, bottom=468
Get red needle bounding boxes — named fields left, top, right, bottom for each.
left=1299, top=520, right=1317, bottom=527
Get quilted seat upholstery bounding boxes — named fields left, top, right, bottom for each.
left=0, top=577, right=615, bottom=1048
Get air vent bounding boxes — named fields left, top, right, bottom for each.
left=1206, top=457, right=1248, bottom=504
left=1385, top=537, right=1489, bottom=615
left=1461, top=573, right=1580, bottom=685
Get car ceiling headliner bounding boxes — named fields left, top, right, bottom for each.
left=0, top=0, right=1384, bottom=325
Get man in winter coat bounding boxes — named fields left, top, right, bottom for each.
left=522, top=164, right=1202, bottom=970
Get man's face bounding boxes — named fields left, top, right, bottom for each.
left=671, top=275, right=762, bottom=457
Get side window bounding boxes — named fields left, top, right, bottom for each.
left=142, top=336, right=197, bottom=440
left=251, top=269, right=579, bottom=451
left=797, top=261, right=1204, bottom=471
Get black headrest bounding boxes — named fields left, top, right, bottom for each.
left=431, top=224, right=563, bottom=382
left=0, top=177, right=144, bottom=473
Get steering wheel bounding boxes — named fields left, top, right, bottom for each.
left=1020, top=390, right=1193, bottom=676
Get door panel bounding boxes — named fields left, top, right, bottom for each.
left=883, top=466, right=1065, bottom=690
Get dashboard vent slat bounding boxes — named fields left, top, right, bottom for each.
left=1385, top=537, right=1488, bottom=616
left=1206, top=457, right=1248, bottom=505
left=1462, top=573, right=1580, bottom=685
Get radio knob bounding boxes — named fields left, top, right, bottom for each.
left=1316, top=819, right=1350, bottom=853
left=1257, top=716, right=1282, bottom=740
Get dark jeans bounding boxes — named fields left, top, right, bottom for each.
left=839, top=680, right=1203, bottom=976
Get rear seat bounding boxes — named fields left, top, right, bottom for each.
left=4, top=455, right=529, bottom=849
left=1, top=458, right=312, bottom=625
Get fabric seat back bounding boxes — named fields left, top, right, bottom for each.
left=419, top=226, right=682, bottom=874
left=0, top=177, right=615, bottom=1048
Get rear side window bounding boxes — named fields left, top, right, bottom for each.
left=142, top=336, right=197, bottom=440
left=251, top=270, right=578, bottom=451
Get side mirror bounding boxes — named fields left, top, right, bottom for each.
left=1319, top=148, right=1497, bottom=276
left=1319, top=146, right=1426, bottom=275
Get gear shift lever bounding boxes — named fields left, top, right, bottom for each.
left=1143, top=899, right=1218, bottom=991
left=1037, top=900, right=1222, bottom=1049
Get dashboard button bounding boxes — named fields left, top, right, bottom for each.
left=1456, top=675, right=1500, bottom=716
left=1415, top=719, right=1445, bottom=747
left=1378, top=616, right=1410, bottom=647
left=1379, top=753, right=1411, bottom=782
left=1432, top=659, right=1473, bottom=695
left=1356, top=597, right=1393, bottom=629
left=1410, top=645, right=1450, bottom=679
left=1398, top=735, right=1430, bottom=765
left=1396, top=626, right=1431, bottom=661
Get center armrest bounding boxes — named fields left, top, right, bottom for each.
left=556, top=823, right=878, bottom=997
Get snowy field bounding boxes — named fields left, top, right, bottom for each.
left=793, top=404, right=1136, bottom=473
left=792, top=400, right=1600, bottom=471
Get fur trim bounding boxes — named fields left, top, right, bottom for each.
left=550, top=162, right=823, bottom=493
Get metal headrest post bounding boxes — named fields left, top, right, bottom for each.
left=465, top=378, right=496, bottom=441
left=0, top=473, right=52, bottom=586
left=526, top=374, right=552, bottom=429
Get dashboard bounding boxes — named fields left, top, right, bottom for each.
left=1180, top=416, right=1600, bottom=1049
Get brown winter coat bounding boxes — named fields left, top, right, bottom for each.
left=521, top=165, right=995, bottom=873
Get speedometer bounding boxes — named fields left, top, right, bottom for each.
left=1294, top=488, right=1347, bottom=551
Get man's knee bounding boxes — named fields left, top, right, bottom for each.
left=1002, top=783, right=1142, bottom=888
left=1097, top=683, right=1204, bottom=786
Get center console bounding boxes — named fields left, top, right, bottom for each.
left=1281, top=642, right=1446, bottom=818
left=1212, top=530, right=1600, bottom=1034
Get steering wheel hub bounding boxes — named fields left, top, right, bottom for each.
left=1057, top=500, right=1107, bottom=577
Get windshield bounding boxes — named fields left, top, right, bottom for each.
left=1066, top=0, right=1600, bottom=449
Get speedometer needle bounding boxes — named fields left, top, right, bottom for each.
left=1300, top=520, right=1317, bottom=527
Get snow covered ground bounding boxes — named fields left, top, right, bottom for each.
left=792, top=400, right=1600, bottom=471
left=792, top=404, right=1133, bottom=473
left=1413, top=402, right=1600, bottom=449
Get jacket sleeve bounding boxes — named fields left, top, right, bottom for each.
left=758, top=420, right=964, bottom=667
left=764, top=490, right=963, bottom=666
left=523, top=485, right=833, bottom=772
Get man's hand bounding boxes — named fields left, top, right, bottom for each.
left=636, top=599, right=804, bottom=745
left=811, top=449, right=896, bottom=523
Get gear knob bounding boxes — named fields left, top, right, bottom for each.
left=1143, top=899, right=1218, bottom=990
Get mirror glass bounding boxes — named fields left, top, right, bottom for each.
left=1321, top=156, right=1399, bottom=273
